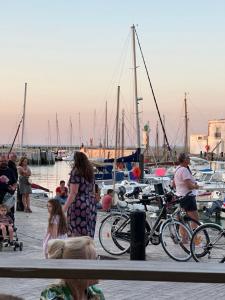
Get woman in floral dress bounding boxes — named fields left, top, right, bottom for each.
left=63, top=151, right=96, bottom=238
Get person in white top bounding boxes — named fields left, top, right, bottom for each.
left=173, top=153, right=199, bottom=227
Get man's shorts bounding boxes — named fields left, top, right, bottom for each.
left=180, top=195, right=197, bottom=211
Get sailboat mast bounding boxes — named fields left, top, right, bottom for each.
left=56, top=113, right=60, bottom=146
left=131, top=25, right=141, bottom=149
left=70, top=117, right=73, bottom=147
left=121, top=109, right=125, bottom=156
left=103, top=101, right=108, bottom=157
left=162, top=115, right=166, bottom=157
left=184, top=93, right=188, bottom=153
left=155, top=121, right=159, bottom=159
left=21, top=82, right=27, bottom=148
left=113, top=86, right=120, bottom=188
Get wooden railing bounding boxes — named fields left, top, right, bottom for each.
left=0, top=258, right=225, bottom=284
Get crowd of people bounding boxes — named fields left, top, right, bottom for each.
left=0, top=150, right=203, bottom=298
left=0, top=151, right=105, bottom=299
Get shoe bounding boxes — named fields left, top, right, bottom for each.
left=3, top=239, right=8, bottom=247
left=9, top=241, right=14, bottom=246
left=27, top=208, right=32, bottom=213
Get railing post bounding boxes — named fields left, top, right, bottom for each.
left=130, top=210, right=146, bottom=260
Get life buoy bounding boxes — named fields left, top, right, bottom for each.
left=205, top=145, right=210, bottom=152
left=132, top=166, right=141, bottom=179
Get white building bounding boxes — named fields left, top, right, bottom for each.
left=190, top=119, right=225, bottom=156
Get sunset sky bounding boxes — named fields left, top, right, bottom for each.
left=0, top=1, right=224, bottom=147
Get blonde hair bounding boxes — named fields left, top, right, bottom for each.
left=48, top=236, right=95, bottom=260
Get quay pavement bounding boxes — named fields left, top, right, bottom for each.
left=0, top=198, right=224, bottom=299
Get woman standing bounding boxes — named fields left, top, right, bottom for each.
left=18, top=157, right=32, bottom=213
left=63, top=152, right=97, bottom=238
left=173, top=153, right=199, bottom=226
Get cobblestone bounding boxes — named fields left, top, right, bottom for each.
left=0, top=198, right=224, bottom=299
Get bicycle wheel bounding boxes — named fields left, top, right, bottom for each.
left=160, top=219, right=192, bottom=262
left=99, top=213, right=130, bottom=255
left=190, top=223, right=225, bottom=263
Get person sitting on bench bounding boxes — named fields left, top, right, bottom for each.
left=54, top=180, right=68, bottom=205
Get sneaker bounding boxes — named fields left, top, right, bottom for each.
left=9, top=241, right=14, bottom=246
left=3, top=239, right=8, bottom=247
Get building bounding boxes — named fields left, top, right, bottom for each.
left=190, top=119, right=225, bottom=156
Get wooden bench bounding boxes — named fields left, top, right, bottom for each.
left=0, top=258, right=225, bottom=283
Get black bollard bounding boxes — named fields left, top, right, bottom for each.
left=130, top=210, right=146, bottom=260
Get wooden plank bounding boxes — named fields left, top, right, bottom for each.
left=0, top=259, right=224, bottom=283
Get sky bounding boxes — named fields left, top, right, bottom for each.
left=0, top=0, right=224, bottom=147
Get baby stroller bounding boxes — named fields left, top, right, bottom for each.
left=0, top=193, right=23, bottom=251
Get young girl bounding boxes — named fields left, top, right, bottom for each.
left=43, top=199, right=67, bottom=258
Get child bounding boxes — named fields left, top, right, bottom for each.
left=102, top=189, right=114, bottom=211
left=54, top=180, right=68, bottom=205
left=43, top=199, right=67, bottom=258
left=0, top=204, right=14, bottom=246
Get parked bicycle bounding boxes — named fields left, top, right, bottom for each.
left=98, top=191, right=200, bottom=261
left=190, top=222, right=225, bottom=263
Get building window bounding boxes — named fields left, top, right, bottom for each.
left=214, top=127, right=221, bottom=138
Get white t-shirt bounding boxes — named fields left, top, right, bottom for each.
left=174, top=166, right=196, bottom=196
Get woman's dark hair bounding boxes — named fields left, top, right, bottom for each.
left=95, top=183, right=99, bottom=193
left=73, top=151, right=94, bottom=182
left=48, top=199, right=67, bottom=235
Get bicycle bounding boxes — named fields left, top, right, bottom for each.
left=190, top=222, right=225, bottom=263
left=98, top=192, right=195, bottom=261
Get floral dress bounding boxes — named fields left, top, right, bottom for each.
left=67, top=169, right=97, bottom=238
left=40, top=283, right=105, bottom=300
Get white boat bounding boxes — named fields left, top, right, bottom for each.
left=143, top=175, right=172, bottom=190
left=62, top=152, right=74, bottom=161
left=189, top=156, right=211, bottom=173
left=31, top=189, right=49, bottom=199
left=100, top=180, right=148, bottom=196
left=195, top=171, right=225, bottom=192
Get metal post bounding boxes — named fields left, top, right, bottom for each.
left=130, top=210, right=146, bottom=260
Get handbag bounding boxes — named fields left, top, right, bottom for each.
left=2, top=192, right=16, bottom=209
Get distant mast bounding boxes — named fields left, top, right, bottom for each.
left=131, top=25, right=141, bottom=149
left=155, top=121, right=159, bottom=159
left=69, top=117, right=73, bottom=147
left=21, top=82, right=27, bottom=149
left=56, top=113, right=60, bottom=146
left=113, top=86, right=120, bottom=190
left=103, top=101, right=108, bottom=158
left=184, top=93, right=188, bottom=153
left=121, top=109, right=125, bottom=156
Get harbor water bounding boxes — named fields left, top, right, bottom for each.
left=30, top=161, right=225, bottom=227
left=31, top=161, right=72, bottom=196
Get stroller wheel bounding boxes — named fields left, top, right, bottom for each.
left=19, top=242, right=23, bottom=251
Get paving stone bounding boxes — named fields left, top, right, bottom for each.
left=0, top=199, right=224, bottom=299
